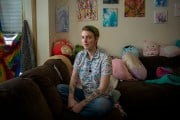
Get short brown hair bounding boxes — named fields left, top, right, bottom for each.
left=82, top=25, right=99, bottom=39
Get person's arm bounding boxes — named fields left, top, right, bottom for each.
left=83, top=75, right=110, bottom=105
left=68, top=68, right=79, bottom=108
left=71, top=75, right=110, bottom=113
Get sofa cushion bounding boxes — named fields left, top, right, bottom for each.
left=43, top=59, right=70, bottom=85
left=0, top=77, right=54, bottom=120
left=20, top=75, right=63, bottom=120
left=139, top=55, right=180, bottom=79
left=112, top=58, right=135, bottom=81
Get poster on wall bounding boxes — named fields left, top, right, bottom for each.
left=103, top=0, right=119, bottom=4
left=76, top=0, right=98, bottom=21
left=55, top=6, right=69, bottom=32
left=174, top=3, right=180, bottom=17
left=154, top=0, right=168, bottom=7
left=154, top=10, right=168, bottom=24
left=103, top=8, right=118, bottom=27
left=124, top=0, right=145, bottom=17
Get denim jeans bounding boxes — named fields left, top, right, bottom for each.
left=57, top=84, right=114, bottom=118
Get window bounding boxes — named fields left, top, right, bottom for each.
left=0, top=0, right=23, bottom=33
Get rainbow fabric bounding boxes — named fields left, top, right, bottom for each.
left=0, top=33, right=21, bottom=82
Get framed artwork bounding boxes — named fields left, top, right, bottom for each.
left=154, top=10, right=168, bottom=24
left=103, top=0, right=119, bottom=4
left=154, top=0, right=168, bottom=7
left=174, top=3, right=180, bottom=17
left=76, top=0, right=98, bottom=21
left=55, top=6, right=69, bottom=32
left=103, top=8, right=118, bottom=27
left=124, top=0, right=145, bottom=17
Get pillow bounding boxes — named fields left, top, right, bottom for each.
left=143, top=40, right=159, bottom=56
left=159, top=45, right=180, bottom=57
left=122, top=53, right=147, bottom=80
left=121, top=45, right=139, bottom=57
left=52, top=39, right=73, bottom=57
left=112, top=58, right=135, bottom=81
left=156, top=66, right=173, bottom=78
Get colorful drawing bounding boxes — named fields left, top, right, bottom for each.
left=154, top=10, right=168, bottom=24
left=154, top=0, right=168, bottom=7
left=76, top=0, right=98, bottom=21
left=103, top=0, right=119, bottom=4
left=125, top=0, right=145, bottom=17
left=56, top=6, right=69, bottom=32
left=103, top=8, right=118, bottom=27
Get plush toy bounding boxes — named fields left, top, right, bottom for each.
left=122, top=52, right=147, bottom=80
left=143, top=40, right=159, bottom=56
left=72, top=44, right=84, bottom=58
left=176, top=40, right=180, bottom=48
left=159, top=45, right=180, bottom=57
left=121, top=45, right=140, bottom=57
left=112, top=58, right=135, bottom=81
left=52, top=39, right=73, bottom=57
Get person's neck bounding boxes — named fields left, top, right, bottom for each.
left=87, top=47, right=97, bottom=60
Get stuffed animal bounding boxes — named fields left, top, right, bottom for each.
left=112, top=58, right=135, bottom=81
left=159, top=45, right=180, bottom=57
left=143, top=40, right=159, bottom=56
left=72, top=44, right=84, bottom=58
left=176, top=40, right=180, bottom=48
left=52, top=39, right=73, bottom=57
left=121, top=45, right=140, bottom=57
left=122, top=52, right=147, bottom=80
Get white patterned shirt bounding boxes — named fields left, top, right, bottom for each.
left=74, top=48, right=112, bottom=97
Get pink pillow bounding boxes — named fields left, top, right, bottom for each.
left=122, top=53, right=147, bottom=80
left=156, top=67, right=173, bottom=78
left=112, top=58, right=135, bottom=81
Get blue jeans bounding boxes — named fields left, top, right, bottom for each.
left=57, top=84, right=114, bottom=118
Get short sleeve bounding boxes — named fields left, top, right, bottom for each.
left=101, top=55, right=112, bottom=76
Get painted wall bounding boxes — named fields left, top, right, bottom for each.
left=38, top=0, right=180, bottom=65
left=36, top=0, right=49, bottom=65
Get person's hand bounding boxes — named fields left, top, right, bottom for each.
left=71, top=101, right=85, bottom=113
left=68, top=97, right=77, bottom=109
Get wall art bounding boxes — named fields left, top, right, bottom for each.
left=55, top=6, right=69, bottom=32
left=174, top=3, right=180, bottom=16
left=76, top=0, right=98, bottom=21
left=124, top=0, right=145, bottom=17
left=154, top=0, right=168, bottom=7
left=103, top=8, right=118, bottom=27
left=154, top=10, right=168, bottom=24
left=103, top=0, right=119, bottom=4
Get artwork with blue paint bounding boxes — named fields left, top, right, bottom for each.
left=154, top=0, right=168, bottom=7
left=103, top=0, right=119, bottom=4
left=103, top=8, right=118, bottom=27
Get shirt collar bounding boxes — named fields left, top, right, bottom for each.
left=85, top=48, right=100, bottom=60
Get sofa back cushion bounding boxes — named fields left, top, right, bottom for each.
left=139, top=55, right=180, bottom=79
left=0, top=78, right=54, bottom=120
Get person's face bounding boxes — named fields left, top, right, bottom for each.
left=81, top=30, right=97, bottom=51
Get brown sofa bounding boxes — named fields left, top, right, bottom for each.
left=0, top=55, right=179, bottom=120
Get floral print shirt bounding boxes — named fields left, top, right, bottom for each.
left=74, top=48, right=112, bottom=97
